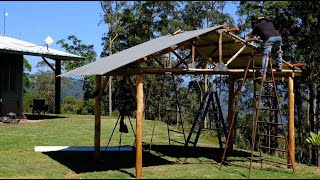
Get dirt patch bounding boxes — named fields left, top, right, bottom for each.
left=312, top=165, right=320, bottom=176
left=64, top=172, right=80, bottom=179
left=0, top=118, right=44, bottom=126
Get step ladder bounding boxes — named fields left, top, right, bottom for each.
left=185, top=91, right=227, bottom=150
left=248, top=56, right=295, bottom=177
left=163, top=72, right=186, bottom=146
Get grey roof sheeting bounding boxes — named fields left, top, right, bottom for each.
left=60, top=25, right=225, bottom=77
left=0, top=35, right=84, bottom=61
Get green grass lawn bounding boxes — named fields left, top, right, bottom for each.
left=0, top=114, right=319, bottom=179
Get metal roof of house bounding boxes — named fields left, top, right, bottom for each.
left=60, top=25, right=226, bottom=77
left=0, top=35, right=84, bottom=61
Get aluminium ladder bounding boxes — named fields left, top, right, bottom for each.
left=184, top=91, right=227, bottom=151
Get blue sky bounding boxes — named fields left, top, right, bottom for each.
left=0, top=1, right=238, bottom=74
left=1, top=1, right=106, bottom=74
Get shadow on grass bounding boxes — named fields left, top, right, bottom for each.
left=43, top=144, right=258, bottom=175
left=44, top=150, right=173, bottom=175
left=25, top=114, right=67, bottom=120
left=145, top=144, right=255, bottom=164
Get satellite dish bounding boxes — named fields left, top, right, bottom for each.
left=45, top=36, right=53, bottom=46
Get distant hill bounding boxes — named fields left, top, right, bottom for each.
left=61, top=77, right=84, bottom=100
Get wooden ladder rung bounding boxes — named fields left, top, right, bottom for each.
left=259, top=107, right=279, bottom=111
left=169, top=129, right=184, bottom=134
left=259, top=145, right=287, bottom=152
left=258, top=133, right=286, bottom=139
left=258, top=121, right=283, bottom=125
left=170, top=139, right=185, bottom=145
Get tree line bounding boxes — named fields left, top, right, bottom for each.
left=23, top=1, right=319, bottom=166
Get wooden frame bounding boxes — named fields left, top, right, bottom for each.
left=90, top=26, right=301, bottom=178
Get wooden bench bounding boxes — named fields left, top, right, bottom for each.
left=29, top=99, right=49, bottom=115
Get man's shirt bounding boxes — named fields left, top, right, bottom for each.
left=252, top=20, right=281, bottom=41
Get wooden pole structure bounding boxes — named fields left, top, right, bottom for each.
left=168, top=51, right=172, bottom=68
left=204, top=63, right=208, bottom=128
left=204, top=62, right=208, bottom=92
left=227, top=77, right=235, bottom=153
left=136, top=74, right=144, bottom=178
left=219, top=32, right=223, bottom=63
left=288, top=76, right=296, bottom=170
left=191, top=45, right=195, bottom=68
left=94, top=75, right=102, bottom=161
left=54, top=59, right=61, bottom=114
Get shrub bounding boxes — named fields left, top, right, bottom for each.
left=306, top=131, right=320, bottom=147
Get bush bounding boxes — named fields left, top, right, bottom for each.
left=111, top=110, right=120, bottom=118
left=23, top=92, right=33, bottom=113
left=306, top=131, right=320, bottom=147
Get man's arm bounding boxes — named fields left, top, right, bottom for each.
left=248, top=34, right=255, bottom=39
left=246, top=34, right=260, bottom=42
left=234, top=33, right=259, bottom=43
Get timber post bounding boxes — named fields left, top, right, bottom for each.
left=227, top=77, right=235, bottom=153
left=288, top=76, right=296, bottom=170
left=136, top=74, right=144, bottom=178
left=219, top=32, right=223, bottom=63
left=55, top=59, right=61, bottom=114
left=94, top=75, right=102, bottom=161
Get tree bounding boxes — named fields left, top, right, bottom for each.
left=180, top=1, right=234, bottom=128
left=29, top=61, right=58, bottom=113
left=100, top=1, right=128, bottom=116
left=306, top=131, right=320, bottom=147
left=22, top=58, right=33, bottom=113
left=57, top=35, right=97, bottom=115
left=289, top=1, right=320, bottom=166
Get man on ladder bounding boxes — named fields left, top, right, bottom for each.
left=246, top=16, right=295, bottom=177
left=248, top=16, right=284, bottom=78
left=220, top=16, right=295, bottom=178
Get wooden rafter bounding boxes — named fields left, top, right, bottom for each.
left=106, top=67, right=299, bottom=78
left=208, top=46, right=220, bottom=57
left=195, top=40, right=235, bottom=48
left=193, top=44, right=215, bottom=65
left=174, top=53, right=191, bottom=68
left=225, top=45, right=247, bottom=66
left=172, top=50, right=190, bottom=68
left=224, top=30, right=258, bottom=49
left=154, top=58, right=165, bottom=68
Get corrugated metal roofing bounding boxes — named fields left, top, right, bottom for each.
left=60, top=25, right=225, bottom=77
left=0, top=35, right=84, bottom=61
